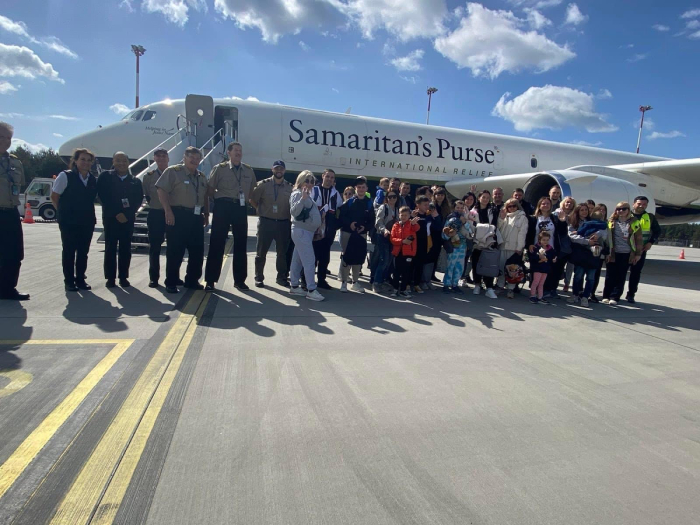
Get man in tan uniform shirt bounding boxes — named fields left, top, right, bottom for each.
left=0, top=121, right=29, bottom=300
left=204, top=142, right=256, bottom=291
left=249, top=160, right=293, bottom=287
left=142, top=147, right=169, bottom=287
left=156, top=146, right=209, bottom=293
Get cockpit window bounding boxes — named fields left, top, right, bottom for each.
left=130, top=110, right=144, bottom=121
left=142, top=110, right=157, bottom=121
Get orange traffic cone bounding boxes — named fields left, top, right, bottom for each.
left=679, top=249, right=685, bottom=260
left=23, top=203, right=34, bottom=224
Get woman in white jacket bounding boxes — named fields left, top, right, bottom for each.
left=289, top=170, right=324, bottom=301
left=497, top=198, right=528, bottom=298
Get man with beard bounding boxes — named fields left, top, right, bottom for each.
left=250, top=160, right=293, bottom=288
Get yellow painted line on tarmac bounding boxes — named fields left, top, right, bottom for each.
left=49, top=290, right=210, bottom=525
left=0, top=339, right=135, bottom=500
left=91, top=296, right=209, bottom=524
left=0, top=370, right=34, bottom=399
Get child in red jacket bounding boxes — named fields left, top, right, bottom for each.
left=390, top=206, right=420, bottom=297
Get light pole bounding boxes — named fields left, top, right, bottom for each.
left=426, top=87, right=438, bottom=125
left=131, top=44, right=146, bottom=108
left=636, top=105, right=652, bottom=154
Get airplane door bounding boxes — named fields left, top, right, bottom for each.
left=185, top=94, right=214, bottom=148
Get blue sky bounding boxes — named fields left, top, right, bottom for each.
left=1, top=0, right=698, bottom=159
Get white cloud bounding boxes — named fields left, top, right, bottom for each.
left=339, top=0, right=448, bottom=42
left=690, top=30, right=700, bottom=38
left=434, top=3, right=575, bottom=79
left=332, top=87, right=340, bottom=93
left=142, top=0, right=207, bottom=27
left=120, top=0, right=135, bottom=12
left=648, top=130, right=685, bottom=140
left=49, top=114, right=79, bottom=121
left=564, top=3, right=588, bottom=25
left=214, top=0, right=341, bottom=43
left=390, top=49, right=424, bottom=71
left=627, top=53, right=648, bottom=63
left=619, top=43, right=634, bottom=48
left=110, top=103, right=131, bottom=115
left=298, top=40, right=310, bottom=52
left=524, top=9, right=551, bottom=29
left=570, top=140, right=602, bottom=146
left=492, top=85, right=618, bottom=133
left=596, top=88, right=612, bottom=99
left=686, top=19, right=700, bottom=29
left=400, top=75, right=417, bottom=83
left=652, top=24, right=670, bottom=31
left=681, top=8, right=700, bottom=19
left=0, top=112, right=79, bottom=121
left=11, top=138, right=48, bottom=154
left=36, top=36, right=78, bottom=59
left=0, top=15, right=77, bottom=59
left=53, top=133, right=64, bottom=138
left=0, top=44, right=63, bottom=83
left=507, top=0, right=562, bottom=8
left=0, top=80, right=18, bottom=94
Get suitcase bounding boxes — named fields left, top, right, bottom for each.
left=476, top=248, right=501, bottom=278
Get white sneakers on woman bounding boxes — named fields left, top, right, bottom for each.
left=485, top=288, right=497, bottom=299
left=306, top=289, right=325, bottom=301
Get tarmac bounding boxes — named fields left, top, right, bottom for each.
left=1, top=215, right=699, bottom=525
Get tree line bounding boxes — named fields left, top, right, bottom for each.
left=11, top=146, right=67, bottom=189
left=659, top=224, right=700, bottom=245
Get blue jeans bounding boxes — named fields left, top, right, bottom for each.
left=369, top=234, right=392, bottom=284
left=573, top=265, right=597, bottom=297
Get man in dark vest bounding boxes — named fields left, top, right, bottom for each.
left=96, top=151, right=144, bottom=288
left=627, top=196, right=661, bottom=303
left=51, top=148, right=98, bottom=291
left=0, top=121, right=29, bottom=300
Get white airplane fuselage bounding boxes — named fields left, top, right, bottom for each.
left=58, top=97, right=700, bottom=222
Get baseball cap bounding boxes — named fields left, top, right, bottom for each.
left=153, top=147, right=168, bottom=155
left=272, top=160, right=285, bottom=168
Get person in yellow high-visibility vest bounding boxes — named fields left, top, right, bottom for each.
left=627, top=196, right=660, bottom=304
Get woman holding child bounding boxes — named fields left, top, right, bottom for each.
left=566, top=203, right=608, bottom=307
left=497, top=198, right=528, bottom=299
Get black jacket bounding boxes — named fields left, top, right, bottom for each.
left=339, top=196, right=375, bottom=234
left=96, top=170, right=144, bottom=222
left=525, top=214, right=567, bottom=254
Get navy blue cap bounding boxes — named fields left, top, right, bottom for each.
left=272, top=160, right=285, bottom=168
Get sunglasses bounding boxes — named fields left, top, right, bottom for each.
left=616, top=207, right=629, bottom=212
left=304, top=179, right=314, bottom=184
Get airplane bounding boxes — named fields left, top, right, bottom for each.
left=58, top=94, right=700, bottom=224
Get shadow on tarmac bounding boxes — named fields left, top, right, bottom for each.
left=0, top=304, right=32, bottom=371
left=63, top=291, right=129, bottom=333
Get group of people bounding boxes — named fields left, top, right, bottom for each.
left=0, top=120, right=660, bottom=307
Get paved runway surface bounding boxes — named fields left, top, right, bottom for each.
left=1, top=217, right=699, bottom=524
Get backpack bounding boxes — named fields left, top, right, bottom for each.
left=476, top=248, right=501, bottom=278
left=342, top=231, right=368, bottom=266
left=295, top=206, right=311, bottom=222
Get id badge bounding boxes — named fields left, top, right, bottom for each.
left=194, top=206, right=202, bottom=215
left=121, top=198, right=130, bottom=208
left=239, top=190, right=245, bottom=206
left=272, top=204, right=278, bottom=214
left=11, top=184, right=19, bottom=196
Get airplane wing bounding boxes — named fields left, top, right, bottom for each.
left=610, top=158, right=700, bottom=190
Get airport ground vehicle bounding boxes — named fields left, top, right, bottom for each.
left=18, top=177, right=56, bottom=221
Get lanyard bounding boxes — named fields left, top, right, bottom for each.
left=232, top=164, right=242, bottom=188
left=273, top=181, right=280, bottom=202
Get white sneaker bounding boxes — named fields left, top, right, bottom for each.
left=472, top=286, right=481, bottom=295
left=601, top=298, right=610, bottom=304
left=458, top=279, right=466, bottom=287
left=608, top=299, right=618, bottom=306
left=306, top=289, right=325, bottom=302
left=485, top=288, right=497, bottom=299
left=580, top=297, right=589, bottom=307
left=567, top=296, right=580, bottom=304
left=289, top=286, right=306, bottom=296
left=351, top=282, right=364, bottom=293
left=340, top=282, right=348, bottom=293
